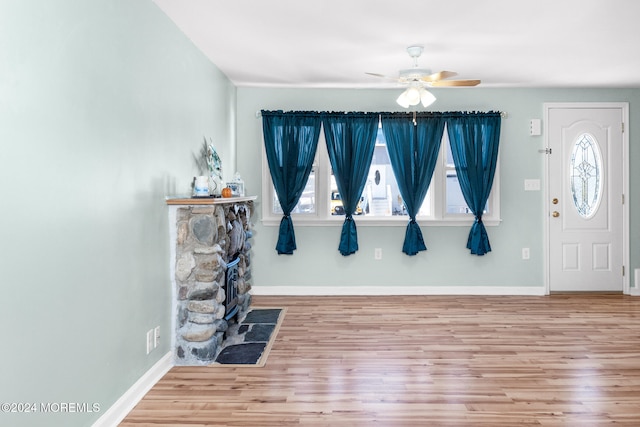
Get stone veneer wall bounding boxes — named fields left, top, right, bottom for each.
left=173, top=201, right=253, bottom=365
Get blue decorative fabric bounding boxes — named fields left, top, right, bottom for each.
left=381, top=113, right=446, bottom=255
left=323, top=113, right=378, bottom=255
left=261, top=111, right=322, bottom=254
left=446, top=112, right=501, bottom=255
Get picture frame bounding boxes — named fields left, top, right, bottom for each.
left=226, top=181, right=244, bottom=197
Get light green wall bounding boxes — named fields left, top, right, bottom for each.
left=0, top=1, right=234, bottom=426
left=236, top=87, right=639, bottom=290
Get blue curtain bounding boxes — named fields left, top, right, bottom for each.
left=261, top=111, right=322, bottom=254
left=381, top=113, right=446, bottom=255
left=323, top=113, right=378, bottom=255
left=446, top=112, right=501, bottom=255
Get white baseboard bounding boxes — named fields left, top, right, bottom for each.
left=633, top=269, right=640, bottom=296
left=251, top=285, right=547, bottom=296
left=92, top=351, right=173, bottom=427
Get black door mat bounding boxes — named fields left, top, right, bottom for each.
left=215, top=342, right=267, bottom=365
left=212, top=308, right=284, bottom=367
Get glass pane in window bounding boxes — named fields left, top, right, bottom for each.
left=445, top=138, right=455, bottom=168
left=338, top=128, right=429, bottom=217
left=445, top=172, right=489, bottom=215
left=272, top=168, right=316, bottom=214
left=445, top=133, right=470, bottom=214
left=446, top=172, right=471, bottom=214
left=362, top=143, right=396, bottom=216
left=445, top=137, right=489, bottom=216
left=570, top=133, right=602, bottom=218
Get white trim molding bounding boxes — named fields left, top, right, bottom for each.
left=251, top=286, right=547, bottom=296
left=92, top=352, right=173, bottom=427
left=632, top=269, right=640, bottom=296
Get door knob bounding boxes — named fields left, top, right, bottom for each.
left=552, top=211, right=560, bottom=217
left=552, top=198, right=558, bottom=204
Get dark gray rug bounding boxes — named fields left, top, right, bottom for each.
left=214, top=308, right=283, bottom=366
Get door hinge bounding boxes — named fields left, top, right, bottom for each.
left=538, top=148, right=552, bottom=154
left=622, top=194, right=625, bottom=205
left=622, top=122, right=625, bottom=133
left=623, top=265, right=625, bottom=276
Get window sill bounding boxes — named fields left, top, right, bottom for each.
left=261, top=217, right=502, bottom=227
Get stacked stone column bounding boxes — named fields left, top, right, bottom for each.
left=173, top=202, right=253, bottom=365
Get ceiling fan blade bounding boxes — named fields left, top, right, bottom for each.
left=365, top=72, right=400, bottom=81
left=421, top=71, right=458, bottom=82
left=429, top=79, right=481, bottom=87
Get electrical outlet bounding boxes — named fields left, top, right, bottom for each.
left=154, top=326, right=160, bottom=348
left=146, top=330, right=153, bottom=354
left=374, top=248, right=382, bottom=260
left=522, top=248, right=530, bottom=260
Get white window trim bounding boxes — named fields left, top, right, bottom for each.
left=261, top=127, right=501, bottom=227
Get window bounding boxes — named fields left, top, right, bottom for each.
left=262, top=125, right=500, bottom=226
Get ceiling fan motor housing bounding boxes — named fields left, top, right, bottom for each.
left=399, top=68, right=432, bottom=82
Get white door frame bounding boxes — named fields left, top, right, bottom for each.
left=543, top=102, right=630, bottom=295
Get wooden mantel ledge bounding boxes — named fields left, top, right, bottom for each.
left=165, top=195, right=257, bottom=205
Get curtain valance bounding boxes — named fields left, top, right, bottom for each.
left=260, top=110, right=502, bottom=119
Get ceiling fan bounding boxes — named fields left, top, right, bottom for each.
left=367, top=45, right=480, bottom=108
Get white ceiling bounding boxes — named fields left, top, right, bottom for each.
left=152, top=0, right=640, bottom=89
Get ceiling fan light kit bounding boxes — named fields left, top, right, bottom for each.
left=367, top=45, right=481, bottom=109
left=419, top=88, right=436, bottom=107
left=396, top=87, right=436, bottom=108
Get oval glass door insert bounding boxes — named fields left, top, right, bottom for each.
left=570, top=133, right=602, bottom=218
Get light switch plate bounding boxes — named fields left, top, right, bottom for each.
left=530, top=119, right=542, bottom=136
left=524, top=179, right=541, bottom=191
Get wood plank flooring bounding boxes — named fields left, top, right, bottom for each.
left=121, top=294, right=640, bottom=426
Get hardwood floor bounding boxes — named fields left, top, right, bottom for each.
left=121, top=294, right=640, bottom=426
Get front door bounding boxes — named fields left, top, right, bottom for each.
left=546, top=104, right=626, bottom=292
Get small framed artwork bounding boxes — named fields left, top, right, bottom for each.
left=226, top=182, right=244, bottom=197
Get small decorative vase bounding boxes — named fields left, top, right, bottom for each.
left=209, top=174, right=221, bottom=196
left=194, top=176, right=210, bottom=197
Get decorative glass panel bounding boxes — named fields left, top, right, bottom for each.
left=570, top=133, right=602, bottom=218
